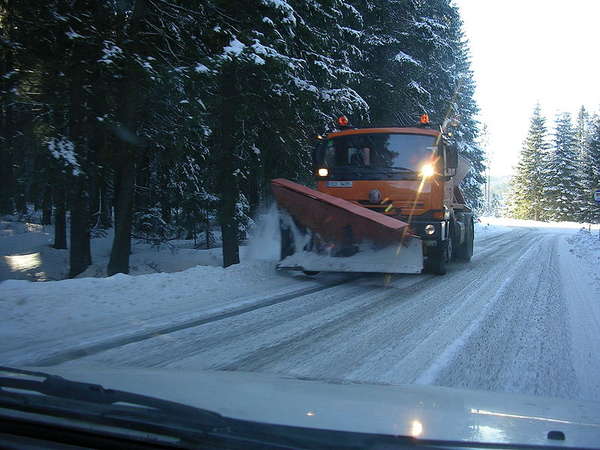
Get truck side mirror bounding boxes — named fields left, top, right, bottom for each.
left=446, top=145, right=458, bottom=170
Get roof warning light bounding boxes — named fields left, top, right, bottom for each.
left=337, top=115, right=349, bottom=127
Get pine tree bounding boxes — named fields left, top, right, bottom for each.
left=360, top=0, right=484, bottom=207
left=582, top=114, right=600, bottom=223
left=574, top=106, right=590, bottom=221
left=577, top=109, right=600, bottom=222
left=2, top=0, right=486, bottom=272
left=542, top=113, right=580, bottom=221
left=508, top=104, right=549, bottom=220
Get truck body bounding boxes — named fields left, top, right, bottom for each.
left=272, top=118, right=474, bottom=275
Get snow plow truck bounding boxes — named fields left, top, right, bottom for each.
left=271, top=115, right=474, bottom=275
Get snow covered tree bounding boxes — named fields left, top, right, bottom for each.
left=576, top=108, right=600, bottom=222
left=508, top=104, right=549, bottom=220
left=581, top=114, right=600, bottom=223
left=3, top=0, right=486, bottom=273
left=359, top=0, right=484, bottom=208
left=543, top=113, right=580, bottom=222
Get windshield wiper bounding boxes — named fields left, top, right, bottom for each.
left=0, top=366, right=228, bottom=438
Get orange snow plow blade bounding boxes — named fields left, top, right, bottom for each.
left=271, top=178, right=423, bottom=274
left=272, top=178, right=414, bottom=245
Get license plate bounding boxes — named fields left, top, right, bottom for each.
left=327, top=181, right=353, bottom=187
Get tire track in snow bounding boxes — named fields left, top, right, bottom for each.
left=58, top=274, right=436, bottom=368
left=129, top=229, right=537, bottom=375
left=219, top=232, right=537, bottom=377
left=427, top=233, right=580, bottom=400
left=56, top=226, right=554, bottom=400
left=29, top=276, right=355, bottom=366
left=415, top=238, right=541, bottom=385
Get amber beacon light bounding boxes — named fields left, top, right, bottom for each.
left=337, top=115, right=349, bottom=127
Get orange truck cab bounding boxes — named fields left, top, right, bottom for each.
left=311, top=119, right=474, bottom=274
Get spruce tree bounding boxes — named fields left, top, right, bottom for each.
left=582, top=114, right=600, bottom=223
left=508, top=104, right=549, bottom=220
left=543, top=113, right=580, bottom=221
left=578, top=110, right=600, bottom=222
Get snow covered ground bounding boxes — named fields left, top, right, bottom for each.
left=2, top=215, right=600, bottom=405
left=0, top=219, right=225, bottom=282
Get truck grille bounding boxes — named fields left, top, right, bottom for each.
left=357, top=200, right=424, bottom=209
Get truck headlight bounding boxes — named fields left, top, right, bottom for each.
left=420, top=163, right=435, bottom=178
left=317, top=168, right=329, bottom=177
left=425, top=224, right=436, bottom=235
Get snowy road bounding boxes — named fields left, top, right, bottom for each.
left=49, top=225, right=600, bottom=403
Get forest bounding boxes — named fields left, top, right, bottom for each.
left=0, top=0, right=484, bottom=277
left=508, top=104, right=600, bottom=223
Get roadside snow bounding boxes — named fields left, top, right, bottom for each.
left=479, top=216, right=584, bottom=230
left=0, top=220, right=223, bottom=282
left=0, top=220, right=64, bottom=281
left=474, top=217, right=513, bottom=240
left=560, top=228, right=600, bottom=400
left=0, top=207, right=340, bottom=366
left=565, top=227, right=600, bottom=289
left=0, top=259, right=312, bottom=365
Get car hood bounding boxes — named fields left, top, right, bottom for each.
left=36, top=367, right=600, bottom=448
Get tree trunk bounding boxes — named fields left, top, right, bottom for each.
left=221, top=221, right=239, bottom=267
left=53, top=185, right=67, bottom=249
left=69, top=181, right=91, bottom=277
left=106, top=0, right=147, bottom=275
left=66, top=26, right=91, bottom=277
left=41, top=185, right=52, bottom=225
left=205, top=209, right=211, bottom=249
left=219, top=161, right=240, bottom=266
left=0, top=8, right=16, bottom=214
left=107, top=158, right=135, bottom=275
left=217, top=63, right=240, bottom=268
left=15, top=190, right=27, bottom=216
left=99, top=177, right=113, bottom=228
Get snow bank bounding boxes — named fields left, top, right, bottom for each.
left=479, top=216, right=584, bottom=230
left=1, top=204, right=286, bottom=283
left=0, top=209, right=339, bottom=365
left=0, top=220, right=65, bottom=281
left=566, top=227, right=600, bottom=288
left=474, top=217, right=513, bottom=241
left=0, top=219, right=225, bottom=282
left=0, top=257, right=306, bottom=365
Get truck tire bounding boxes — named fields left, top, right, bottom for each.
left=455, top=216, right=474, bottom=262
left=425, top=236, right=452, bottom=275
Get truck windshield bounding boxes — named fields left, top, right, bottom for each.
left=321, top=133, right=438, bottom=171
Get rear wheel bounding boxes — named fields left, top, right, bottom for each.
left=455, top=216, right=474, bottom=262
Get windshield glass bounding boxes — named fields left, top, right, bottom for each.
left=322, top=134, right=438, bottom=171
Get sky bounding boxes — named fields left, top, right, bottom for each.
left=454, top=0, right=600, bottom=177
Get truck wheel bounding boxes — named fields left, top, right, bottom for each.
left=455, top=217, right=474, bottom=262
left=425, top=237, right=451, bottom=275
left=426, top=248, right=446, bottom=275
left=280, top=220, right=294, bottom=260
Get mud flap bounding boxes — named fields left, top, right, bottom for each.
left=278, top=237, right=424, bottom=274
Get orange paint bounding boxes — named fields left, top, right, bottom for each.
left=317, top=179, right=444, bottom=218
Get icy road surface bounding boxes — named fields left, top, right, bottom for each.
left=3, top=221, right=600, bottom=403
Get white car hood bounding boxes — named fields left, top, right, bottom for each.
left=37, top=367, right=600, bottom=448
